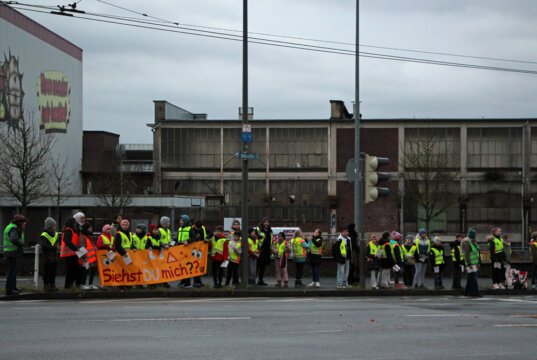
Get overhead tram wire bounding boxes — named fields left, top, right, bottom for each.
left=7, top=3, right=537, bottom=75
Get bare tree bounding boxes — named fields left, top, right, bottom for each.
left=49, top=155, right=73, bottom=222
left=400, top=128, right=459, bottom=233
left=0, top=113, right=55, bottom=216
left=90, top=151, right=132, bottom=220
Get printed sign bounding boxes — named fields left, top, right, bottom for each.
left=97, top=242, right=208, bottom=286
left=0, top=53, right=24, bottom=130
left=36, top=70, right=70, bottom=133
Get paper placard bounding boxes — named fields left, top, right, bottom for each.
left=107, top=251, right=116, bottom=261
left=148, top=250, right=155, bottom=260
left=220, top=260, right=229, bottom=268
left=467, top=265, right=477, bottom=273
left=493, top=262, right=502, bottom=269
left=433, top=266, right=440, bottom=273
left=76, top=247, right=87, bottom=258
left=123, top=254, right=133, bottom=265
left=392, top=264, right=401, bottom=272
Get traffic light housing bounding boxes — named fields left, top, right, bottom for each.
left=364, top=154, right=390, bottom=203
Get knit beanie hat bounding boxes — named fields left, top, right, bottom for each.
left=137, top=224, right=147, bottom=232
left=433, top=236, right=442, bottom=243
left=180, top=214, right=190, bottom=225
left=102, top=224, right=111, bottom=233
left=391, top=231, right=402, bottom=240
left=120, top=219, right=130, bottom=228
left=467, top=228, right=477, bottom=240
left=44, top=217, right=56, bottom=231
left=418, top=228, right=427, bottom=235
left=160, top=216, right=171, bottom=226
left=405, top=234, right=414, bottom=241
left=149, top=224, right=158, bottom=233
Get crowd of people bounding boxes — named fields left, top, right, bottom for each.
left=2, top=213, right=537, bottom=296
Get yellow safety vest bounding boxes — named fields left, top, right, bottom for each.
left=414, top=238, right=431, bottom=255
left=249, top=237, right=259, bottom=253
left=340, top=240, right=347, bottom=258
left=177, top=226, right=191, bottom=244
left=367, top=241, right=379, bottom=260
left=147, top=235, right=160, bottom=248
left=466, top=242, right=480, bottom=266
left=132, top=233, right=147, bottom=250
left=310, top=238, right=322, bottom=255
left=119, top=231, right=132, bottom=250
left=451, top=245, right=463, bottom=262
left=492, top=237, right=504, bottom=254
left=277, top=241, right=288, bottom=258
left=431, top=248, right=445, bottom=265
left=292, top=237, right=306, bottom=259
left=159, top=228, right=171, bottom=246
left=229, top=242, right=241, bottom=263
left=41, top=232, right=58, bottom=246
left=212, top=236, right=226, bottom=257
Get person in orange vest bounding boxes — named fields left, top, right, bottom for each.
left=79, top=223, right=97, bottom=290
left=97, top=224, right=114, bottom=251
left=60, top=217, right=82, bottom=289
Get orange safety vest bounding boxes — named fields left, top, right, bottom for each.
left=60, top=228, right=79, bottom=258
left=78, top=234, right=97, bottom=265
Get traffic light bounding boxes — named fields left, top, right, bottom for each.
left=364, top=154, right=390, bottom=203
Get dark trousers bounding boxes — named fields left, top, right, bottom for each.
left=492, top=263, right=505, bottom=284
left=226, top=262, right=239, bottom=285
left=212, top=260, right=224, bottom=285
left=42, top=261, right=57, bottom=286
left=434, top=270, right=443, bottom=287
left=348, top=251, right=359, bottom=284
left=295, top=261, right=305, bottom=282
left=258, top=260, right=267, bottom=282
left=532, top=264, right=537, bottom=285
left=5, top=257, right=20, bottom=291
left=465, top=272, right=480, bottom=297
left=452, top=263, right=462, bottom=289
left=88, top=267, right=97, bottom=285
left=64, top=256, right=80, bottom=289
left=403, top=264, right=414, bottom=287
left=394, top=268, right=401, bottom=284
left=311, top=263, right=320, bottom=282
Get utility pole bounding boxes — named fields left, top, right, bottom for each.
left=240, top=0, right=249, bottom=288
left=355, top=0, right=366, bottom=289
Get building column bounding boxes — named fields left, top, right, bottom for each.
left=460, top=124, right=468, bottom=233
left=398, top=125, right=405, bottom=232
left=328, top=122, right=337, bottom=236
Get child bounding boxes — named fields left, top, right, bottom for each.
left=97, top=225, right=114, bottom=251
left=291, top=229, right=310, bottom=288
left=272, top=232, right=291, bottom=287
left=226, top=231, right=242, bottom=286
left=391, top=231, right=404, bottom=289
left=402, top=235, right=416, bottom=288
left=430, top=236, right=446, bottom=289
left=39, top=217, right=59, bottom=292
left=335, top=228, right=350, bottom=288
left=307, top=229, right=323, bottom=288
left=247, top=228, right=260, bottom=286
left=132, top=224, right=148, bottom=250
left=210, top=225, right=228, bottom=288
left=366, top=234, right=380, bottom=289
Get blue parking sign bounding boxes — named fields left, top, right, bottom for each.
left=241, top=132, right=252, bottom=143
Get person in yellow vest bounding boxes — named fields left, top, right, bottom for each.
left=3, top=214, right=27, bottom=295
left=307, top=228, right=323, bottom=288
left=489, top=226, right=506, bottom=289
left=291, top=229, right=310, bottom=288
left=366, top=234, right=381, bottom=289
left=463, top=228, right=481, bottom=297
left=402, top=235, right=416, bottom=288
left=272, top=232, right=291, bottom=287
left=335, top=228, right=350, bottom=288
left=450, top=233, right=464, bottom=290
left=177, top=215, right=191, bottom=245
left=210, top=225, right=228, bottom=288
left=225, top=231, right=242, bottom=287
left=114, top=219, right=132, bottom=255
left=227, top=219, right=241, bottom=241
left=97, top=225, right=114, bottom=251
left=188, top=219, right=209, bottom=288
left=411, top=228, right=430, bottom=289
left=529, top=232, right=537, bottom=290
left=39, top=217, right=59, bottom=292
left=429, top=236, right=446, bottom=289
left=158, top=216, right=172, bottom=248
left=247, top=228, right=260, bottom=286
left=132, top=224, right=148, bottom=250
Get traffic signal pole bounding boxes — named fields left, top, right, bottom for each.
left=240, top=0, right=249, bottom=288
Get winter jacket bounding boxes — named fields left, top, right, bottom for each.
left=489, top=235, right=506, bottom=263
left=257, top=226, right=273, bottom=266
left=530, top=240, right=537, bottom=266
left=450, top=240, right=463, bottom=266
left=379, top=238, right=393, bottom=269
left=39, top=229, right=58, bottom=263
left=114, top=229, right=130, bottom=256
left=210, top=233, right=229, bottom=262
left=308, top=236, right=323, bottom=265
left=97, top=234, right=115, bottom=251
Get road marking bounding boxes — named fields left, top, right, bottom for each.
left=493, top=324, right=537, bottom=327
left=102, top=316, right=251, bottom=322
left=281, top=330, right=342, bottom=335
left=496, top=298, right=537, bottom=304
left=406, top=314, right=481, bottom=317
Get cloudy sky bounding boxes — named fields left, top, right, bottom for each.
left=14, top=0, right=537, bottom=143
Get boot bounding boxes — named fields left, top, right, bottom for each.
left=295, top=280, right=305, bottom=288
left=275, top=280, right=281, bottom=287
left=284, top=281, right=289, bottom=288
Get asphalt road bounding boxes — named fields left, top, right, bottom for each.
left=1, top=296, right=536, bottom=360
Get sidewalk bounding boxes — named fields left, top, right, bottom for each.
left=1, top=275, right=535, bottom=301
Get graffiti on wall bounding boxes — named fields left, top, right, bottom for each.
left=36, top=70, right=70, bottom=133
left=0, top=52, right=24, bottom=131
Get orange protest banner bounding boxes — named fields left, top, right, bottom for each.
left=97, top=242, right=208, bottom=286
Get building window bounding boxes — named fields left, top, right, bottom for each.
left=269, top=127, right=328, bottom=170
left=161, top=128, right=220, bottom=169
left=223, top=128, right=266, bottom=170
left=467, top=127, right=522, bottom=168
left=531, top=127, right=537, bottom=168
left=404, top=127, right=460, bottom=169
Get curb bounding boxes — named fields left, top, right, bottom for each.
left=1, top=288, right=536, bottom=301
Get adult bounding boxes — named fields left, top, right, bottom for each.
left=79, top=223, right=97, bottom=290
left=450, top=233, right=464, bottom=290
left=291, top=229, right=310, bottom=288
left=366, top=234, right=381, bottom=289
left=412, top=228, right=430, bottom=289
left=256, top=218, right=273, bottom=286
left=530, top=232, right=537, bottom=290
left=489, top=226, right=506, bottom=289
left=60, top=215, right=84, bottom=289
left=3, top=214, right=27, bottom=295
left=347, top=223, right=359, bottom=286
left=462, top=228, right=481, bottom=297
left=335, top=228, right=351, bottom=288
left=39, top=217, right=59, bottom=292
left=307, top=228, right=323, bottom=288
left=378, top=232, right=393, bottom=289
left=110, top=215, right=122, bottom=236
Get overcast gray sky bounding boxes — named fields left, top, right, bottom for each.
left=17, top=0, right=537, bottom=143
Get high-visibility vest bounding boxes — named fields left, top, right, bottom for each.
left=451, top=245, right=463, bottom=262
left=177, top=226, right=191, bottom=244
left=78, top=234, right=96, bottom=265
left=340, top=239, right=347, bottom=258
left=530, top=241, right=537, bottom=252
left=310, top=238, right=322, bottom=255
left=132, top=233, right=147, bottom=250
left=3, top=223, right=23, bottom=252
left=41, top=232, right=58, bottom=246
left=99, top=234, right=114, bottom=249
left=159, top=228, right=171, bottom=246
left=213, top=237, right=226, bottom=256
left=256, top=227, right=273, bottom=249
left=229, top=242, right=241, bottom=263
left=60, top=228, right=79, bottom=257
left=492, top=237, right=504, bottom=254
left=292, top=237, right=306, bottom=259
left=466, top=242, right=480, bottom=266
left=367, top=241, right=379, bottom=260
left=431, top=248, right=445, bottom=265
left=119, top=231, right=132, bottom=250
left=277, top=241, right=288, bottom=258
left=148, top=235, right=160, bottom=248
left=380, top=242, right=390, bottom=259
left=249, top=237, right=259, bottom=253
left=414, top=238, right=431, bottom=255
left=402, top=244, right=416, bottom=264
left=391, top=243, right=403, bottom=262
